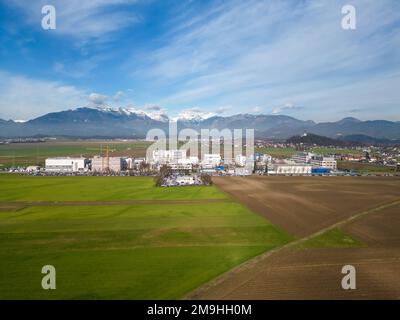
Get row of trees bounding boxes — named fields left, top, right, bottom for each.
left=200, top=173, right=213, bottom=186
left=154, top=165, right=172, bottom=187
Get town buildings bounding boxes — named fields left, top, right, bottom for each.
left=40, top=147, right=342, bottom=177
left=45, top=157, right=87, bottom=172
left=310, top=155, right=337, bottom=170
left=91, top=156, right=124, bottom=172
left=267, top=162, right=312, bottom=175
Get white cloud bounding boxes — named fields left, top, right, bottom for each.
left=271, top=103, right=302, bottom=115
left=6, top=0, right=140, bottom=40
left=2, top=1, right=400, bottom=122
left=216, top=105, right=231, bottom=114
left=133, top=0, right=400, bottom=121
left=113, top=91, right=124, bottom=102
left=53, top=53, right=112, bottom=78
left=0, top=71, right=87, bottom=120
left=88, top=92, right=108, bottom=106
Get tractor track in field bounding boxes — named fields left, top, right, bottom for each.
left=0, top=198, right=231, bottom=210
left=186, top=199, right=400, bottom=300
left=185, top=176, right=400, bottom=300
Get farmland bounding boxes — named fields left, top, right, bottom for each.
left=254, top=146, right=364, bottom=159
left=188, top=176, right=400, bottom=299
left=296, top=228, right=364, bottom=249
left=337, top=160, right=398, bottom=174
left=0, top=175, right=225, bottom=202
left=211, top=176, right=400, bottom=237
left=1, top=174, right=399, bottom=300
left=309, top=147, right=364, bottom=157
left=255, top=146, right=297, bottom=158
left=0, top=175, right=291, bottom=299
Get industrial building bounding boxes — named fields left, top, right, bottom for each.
left=234, top=167, right=251, bottom=176
left=45, top=157, right=87, bottom=172
left=268, top=162, right=312, bottom=175
left=168, top=163, right=193, bottom=170
left=291, top=152, right=337, bottom=171
left=312, top=167, right=332, bottom=175
left=235, top=154, right=247, bottom=166
left=291, top=152, right=315, bottom=164
left=245, top=159, right=255, bottom=174
left=202, top=154, right=221, bottom=168
left=310, top=155, right=337, bottom=170
left=255, top=153, right=272, bottom=163
left=91, top=156, right=124, bottom=172
left=152, top=149, right=186, bottom=164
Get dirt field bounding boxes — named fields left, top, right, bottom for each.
left=188, top=246, right=400, bottom=299
left=343, top=204, right=400, bottom=247
left=187, top=176, right=400, bottom=300
left=213, top=176, right=400, bottom=237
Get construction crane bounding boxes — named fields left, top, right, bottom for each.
left=86, top=145, right=116, bottom=172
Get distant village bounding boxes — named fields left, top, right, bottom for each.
left=8, top=145, right=398, bottom=186
left=3, top=134, right=400, bottom=186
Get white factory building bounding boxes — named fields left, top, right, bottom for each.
left=124, top=157, right=146, bottom=170
left=310, top=156, right=337, bottom=170
left=235, top=155, right=247, bottom=166
left=202, top=154, right=221, bottom=168
left=178, top=157, right=199, bottom=166
left=291, top=152, right=315, bottom=164
left=291, top=152, right=337, bottom=170
left=267, top=162, right=312, bottom=175
left=151, top=149, right=200, bottom=171
left=256, top=153, right=272, bottom=164
left=91, top=156, right=123, bottom=172
left=152, top=149, right=186, bottom=164
left=234, top=166, right=252, bottom=176
left=45, top=157, right=87, bottom=172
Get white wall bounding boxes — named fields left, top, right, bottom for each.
left=45, top=158, right=86, bottom=172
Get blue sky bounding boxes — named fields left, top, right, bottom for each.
left=0, top=0, right=399, bottom=121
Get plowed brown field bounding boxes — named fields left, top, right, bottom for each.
left=213, top=176, right=400, bottom=237
left=186, top=176, right=400, bottom=300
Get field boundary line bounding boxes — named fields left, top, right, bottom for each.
left=0, top=199, right=231, bottom=207
left=184, top=198, right=400, bottom=300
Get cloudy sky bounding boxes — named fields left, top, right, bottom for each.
left=0, top=0, right=399, bottom=121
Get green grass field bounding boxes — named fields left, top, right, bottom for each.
left=0, top=175, right=225, bottom=201
left=309, top=147, right=364, bottom=157
left=255, top=147, right=297, bottom=158
left=0, top=175, right=292, bottom=299
left=337, top=160, right=398, bottom=174
left=296, top=228, right=364, bottom=249
left=254, top=146, right=364, bottom=159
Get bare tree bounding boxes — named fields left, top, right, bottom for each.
left=154, top=165, right=172, bottom=187
left=200, top=173, right=213, bottom=186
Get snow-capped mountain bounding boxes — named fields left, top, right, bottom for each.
left=96, top=106, right=170, bottom=122
left=1, top=107, right=400, bottom=139
left=174, top=109, right=216, bottom=122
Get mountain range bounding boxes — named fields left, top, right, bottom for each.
left=1, top=107, right=400, bottom=140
